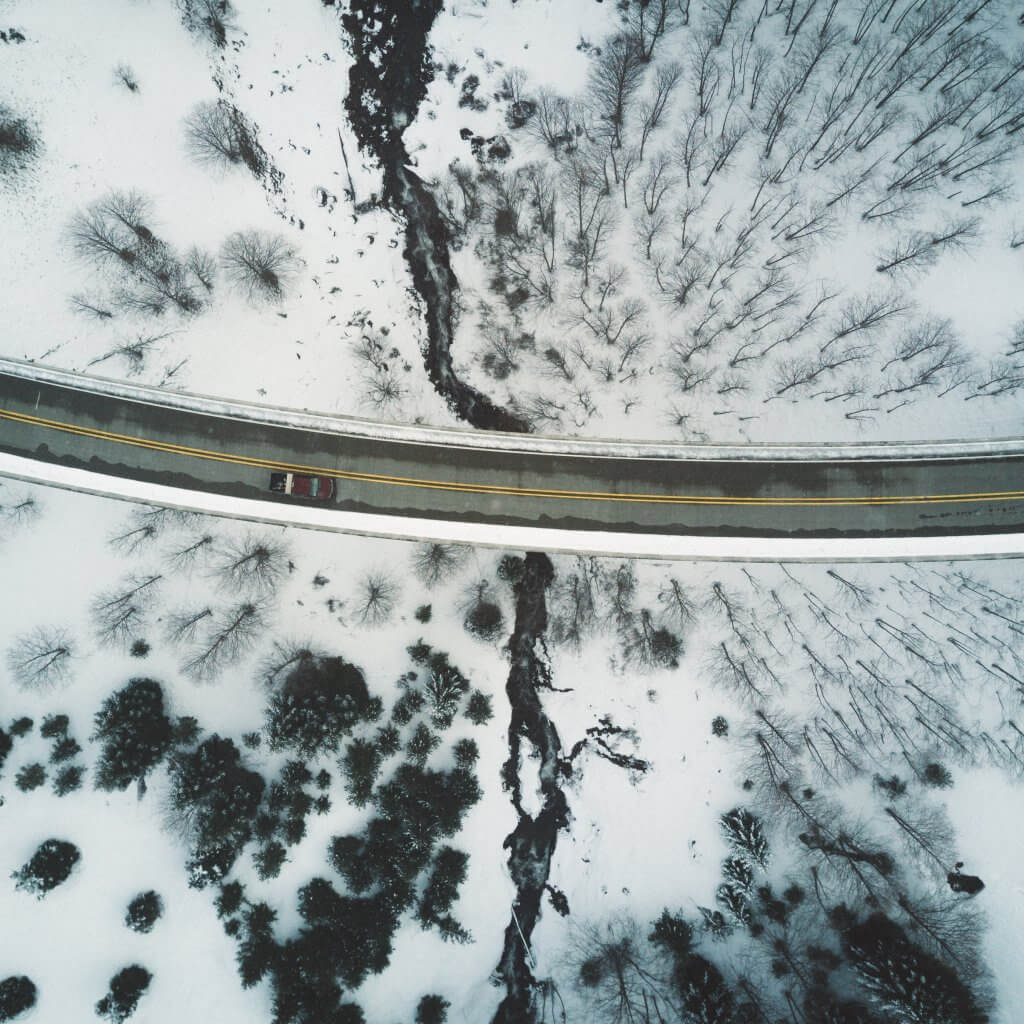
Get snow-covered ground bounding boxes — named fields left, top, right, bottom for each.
left=4, top=0, right=1024, bottom=444
left=2, top=477, right=1022, bottom=1022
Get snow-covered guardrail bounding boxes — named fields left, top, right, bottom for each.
left=3, top=356, right=1024, bottom=463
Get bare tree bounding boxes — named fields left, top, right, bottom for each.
left=91, top=573, right=162, bottom=648
left=164, top=606, right=214, bottom=646
left=590, top=33, right=646, bottom=149
left=220, top=230, right=299, bottom=301
left=355, top=572, right=398, bottom=625
left=637, top=63, right=682, bottom=162
left=7, top=627, right=75, bottom=690
left=212, top=533, right=289, bottom=594
left=184, top=100, right=266, bottom=175
left=259, top=638, right=318, bottom=690
left=1, top=489, right=42, bottom=527
left=182, top=600, right=264, bottom=680
left=411, top=543, right=469, bottom=588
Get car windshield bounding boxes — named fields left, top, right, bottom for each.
left=309, top=478, right=319, bottom=497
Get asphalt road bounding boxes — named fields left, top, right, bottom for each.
left=2, top=370, right=1024, bottom=537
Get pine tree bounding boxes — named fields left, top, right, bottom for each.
left=843, top=913, right=987, bottom=1024
left=673, top=955, right=736, bottom=1024
left=92, top=679, right=173, bottom=791
left=417, top=846, right=470, bottom=942
left=340, top=738, right=382, bottom=807
left=719, top=807, right=769, bottom=868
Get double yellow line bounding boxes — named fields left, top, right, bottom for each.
left=3, top=405, right=1024, bottom=508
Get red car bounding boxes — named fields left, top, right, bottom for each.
left=269, top=472, right=335, bottom=501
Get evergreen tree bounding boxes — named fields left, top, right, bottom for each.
left=406, top=723, right=440, bottom=767
left=649, top=910, right=694, bottom=960
left=0, top=728, right=11, bottom=779
left=843, top=913, right=987, bottom=1024
left=95, top=966, right=151, bottom=1023
left=673, top=955, right=736, bottom=1024
left=340, top=738, right=382, bottom=807
left=15, top=762, right=45, bottom=792
left=53, top=764, right=84, bottom=796
left=0, top=976, right=36, bottom=1022
left=417, top=846, right=470, bottom=942
left=13, top=838, right=80, bottom=897
left=237, top=902, right=278, bottom=989
left=464, top=690, right=493, bottom=725
left=92, top=679, right=173, bottom=791
left=125, top=891, right=163, bottom=933
left=267, top=656, right=378, bottom=757
left=254, top=841, right=287, bottom=880
left=719, top=807, right=769, bottom=868
left=168, top=735, right=264, bottom=887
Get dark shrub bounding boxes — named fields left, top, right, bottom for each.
left=453, top=738, right=479, bottom=770
left=0, top=976, right=36, bottom=1021
left=13, top=839, right=80, bottom=897
left=93, top=679, right=173, bottom=790
left=464, top=600, right=504, bottom=641
left=266, top=656, right=376, bottom=757
left=125, top=891, right=163, bottom=933
left=129, top=639, right=150, bottom=658
left=51, top=736, right=82, bottom=763
left=15, top=762, right=45, bottom=792
left=95, top=965, right=151, bottom=1023
left=711, top=716, right=728, bottom=737
left=464, top=690, right=493, bottom=725
left=415, top=994, right=450, bottom=1024
left=39, top=714, right=69, bottom=739
left=53, top=764, right=84, bottom=796
left=415, top=604, right=432, bottom=623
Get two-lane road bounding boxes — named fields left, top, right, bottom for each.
left=2, top=364, right=1024, bottom=536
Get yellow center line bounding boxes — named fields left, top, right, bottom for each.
left=3, top=405, right=1024, bottom=508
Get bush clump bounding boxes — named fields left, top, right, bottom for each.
left=53, top=764, right=84, bottom=796
left=125, top=891, right=163, bottom=933
left=15, top=762, right=45, bottom=792
left=464, top=690, right=493, bottom=725
left=95, top=966, right=151, bottom=1023
left=13, top=838, right=81, bottom=897
left=0, top=976, right=37, bottom=1021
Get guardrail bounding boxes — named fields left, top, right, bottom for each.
left=4, top=356, right=1024, bottom=463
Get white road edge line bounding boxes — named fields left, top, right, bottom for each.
left=3, top=453, right=1023, bottom=563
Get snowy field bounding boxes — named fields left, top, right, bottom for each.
left=1, top=478, right=1022, bottom=1023
left=3, top=0, right=1024, bottom=443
